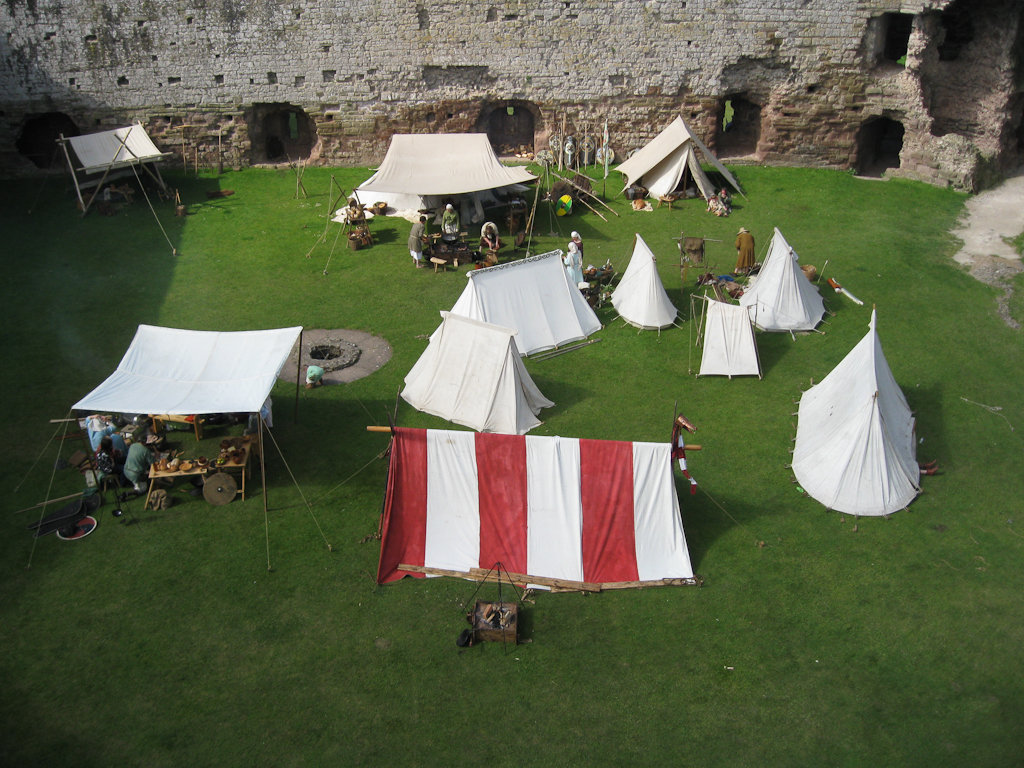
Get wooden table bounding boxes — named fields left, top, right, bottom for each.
left=215, top=443, right=252, bottom=501
left=150, top=413, right=204, bottom=440
left=144, top=463, right=208, bottom=510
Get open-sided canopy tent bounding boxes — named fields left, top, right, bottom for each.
left=448, top=250, right=601, bottom=356
left=615, top=116, right=743, bottom=200
left=611, top=234, right=679, bottom=330
left=377, top=428, right=694, bottom=586
left=73, top=325, right=303, bottom=415
left=739, top=228, right=825, bottom=332
left=792, top=310, right=919, bottom=516
left=402, top=313, right=554, bottom=435
left=59, top=124, right=172, bottom=213
left=698, top=298, right=762, bottom=378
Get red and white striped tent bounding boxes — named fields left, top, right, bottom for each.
left=377, top=428, right=695, bottom=586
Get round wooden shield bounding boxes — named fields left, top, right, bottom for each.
left=203, top=472, right=237, bottom=506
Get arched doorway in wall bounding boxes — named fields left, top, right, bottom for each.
left=856, top=117, right=905, bottom=176
left=716, top=95, right=761, bottom=158
left=16, top=113, right=81, bottom=169
left=476, top=102, right=537, bottom=156
left=246, top=104, right=317, bottom=164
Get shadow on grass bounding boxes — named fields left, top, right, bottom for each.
left=678, top=480, right=771, bottom=571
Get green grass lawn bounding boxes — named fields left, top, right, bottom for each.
left=1, top=164, right=1022, bottom=767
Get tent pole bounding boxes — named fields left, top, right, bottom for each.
left=58, top=134, right=85, bottom=212
left=80, top=126, right=135, bottom=218
left=259, top=413, right=271, bottom=571
left=294, top=328, right=303, bottom=424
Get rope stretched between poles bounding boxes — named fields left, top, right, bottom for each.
left=261, top=425, right=333, bottom=551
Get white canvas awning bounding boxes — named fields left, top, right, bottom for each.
left=66, top=124, right=171, bottom=174
left=358, top=134, right=536, bottom=195
left=73, top=325, right=303, bottom=415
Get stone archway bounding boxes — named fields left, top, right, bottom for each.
left=856, top=116, right=905, bottom=176
left=476, top=101, right=539, bottom=156
left=716, top=95, right=761, bottom=158
left=16, top=112, right=80, bottom=169
left=246, top=103, right=317, bottom=164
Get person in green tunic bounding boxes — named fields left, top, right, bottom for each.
left=124, top=441, right=155, bottom=493
left=735, top=227, right=755, bottom=275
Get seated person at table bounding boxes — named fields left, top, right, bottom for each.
left=479, top=222, right=502, bottom=253
left=123, top=441, right=155, bottom=494
left=441, top=203, right=460, bottom=242
left=94, top=435, right=125, bottom=483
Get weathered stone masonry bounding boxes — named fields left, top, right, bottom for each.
left=1, top=0, right=1021, bottom=191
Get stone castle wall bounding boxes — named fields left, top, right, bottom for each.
left=1, top=0, right=1021, bottom=191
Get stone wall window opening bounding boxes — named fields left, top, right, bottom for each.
left=938, top=1, right=975, bottom=62
left=856, top=117, right=904, bottom=177
left=248, top=104, right=317, bottom=164
left=16, top=112, right=80, bottom=169
left=477, top=102, right=537, bottom=157
left=716, top=95, right=760, bottom=158
left=884, top=13, right=913, bottom=65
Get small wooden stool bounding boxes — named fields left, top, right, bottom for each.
left=657, top=195, right=679, bottom=210
left=430, top=257, right=447, bottom=273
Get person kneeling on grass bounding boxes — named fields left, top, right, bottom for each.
left=306, top=365, right=324, bottom=389
left=123, top=441, right=155, bottom=494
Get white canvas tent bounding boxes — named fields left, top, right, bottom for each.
left=615, top=116, right=743, bottom=200
left=698, top=298, right=761, bottom=378
left=611, top=234, right=679, bottom=330
left=448, top=250, right=601, bottom=356
left=792, top=309, right=919, bottom=516
left=73, top=325, right=303, bottom=415
left=739, top=228, right=825, bottom=333
left=59, top=123, right=172, bottom=214
left=402, top=312, right=554, bottom=435
left=353, top=133, right=536, bottom=222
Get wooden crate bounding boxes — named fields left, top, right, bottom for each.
left=470, top=601, right=518, bottom=644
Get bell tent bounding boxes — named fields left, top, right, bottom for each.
left=615, top=116, right=743, bottom=201
left=739, top=228, right=825, bottom=333
left=792, top=309, right=919, bottom=516
left=447, top=250, right=601, bottom=356
left=611, top=234, right=679, bottom=330
left=697, top=298, right=762, bottom=378
left=402, top=312, right=554, bottom=435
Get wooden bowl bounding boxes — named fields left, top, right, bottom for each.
left=179, top=461, right=193, bottom=471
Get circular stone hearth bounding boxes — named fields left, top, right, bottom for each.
left=278, top=329, right=392, bottom=386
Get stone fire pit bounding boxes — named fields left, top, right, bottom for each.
left=277, top=329, right=392, bottom=385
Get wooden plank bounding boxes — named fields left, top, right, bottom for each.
left=468, top=568, right=602, bottom=592
left=600, top=577, right=703, bottom=589
left=398, top=564, right=479, bottom=580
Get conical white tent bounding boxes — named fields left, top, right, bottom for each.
left=739, top=228, right=825, bottom=332
left=615, top=116, right=743, bottom=200
left=698, top=298, right=761, bottom=378
left=402, top=312, right=554, bottom=435
left=611, top=234, right=678, bottom=330
left=448, top=250, right=601, bottom=356
left=792, top=309, right=919, bottom=516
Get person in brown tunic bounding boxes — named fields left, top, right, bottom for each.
left=735, top=227, right=755, bottom=275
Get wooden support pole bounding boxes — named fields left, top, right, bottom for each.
left=294, top=328, right=303, bottom=424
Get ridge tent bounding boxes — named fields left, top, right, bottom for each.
left=611, top=233, right=679, bottom=330
left=447, top=250, right=601, bottom=356
left=377, top=428, right=695, bottom=586
left=402, top=312, right=554, bottom=435
left=353, top=133, right=536, bottom=223
left=698, top=297, right=762, bottom=378
left=792, top=309, right=919, bottom=516
left=615, top=116, right=743, bottom=201
left=73, top=325, right=303, bottom=416
left=58, top=123, right=172, bottom=214
left=739, top=227, right=825, bottom=332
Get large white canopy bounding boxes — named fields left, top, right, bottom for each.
left=793, top=310, right=919, bottom=516
left=73, top=325, right=303, bottom=415
left=698, top=298, right=761, bottom=378
left=358, top=134, right=536, bottom=196
left=403, top=313, right=553, bottom=435
left=611, top=234, right=678, bottom=330
left=739, top=228, right=825, bottom=332
left=448, top=250, right=601, bottom=356
left=66, top=124, right=171, bottom=174
left=615, top=116, right=743, bottom=200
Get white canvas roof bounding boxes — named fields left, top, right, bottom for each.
left=448, top=250, right=601, bottom=356
left=66, top=124, right=170, bottom=174
left=611, top=234, right=678, bottom=330
left=403, top=313, right=553, bottom=435
left=358, top=134, right=536, bottom=195
left=73, top=325, right=303, bottom=415
left=615, top=116, right=743, bottom=200
left=698, top=298, right=761, bottom=378
left=792, top=310, right=919, bottom=516
left=739, top=228, right=825, bottom=332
